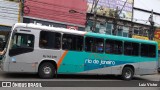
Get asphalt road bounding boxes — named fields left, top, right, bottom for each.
left=0, top=71, right=159, bottom=81
left=0, top=71, right=159, bottom=90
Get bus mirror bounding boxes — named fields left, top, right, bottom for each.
left=11, top=32, right=15, bottom=39
left=0, top=55, right=2, bottom=60
left=12, top=30, right=17, bottom=39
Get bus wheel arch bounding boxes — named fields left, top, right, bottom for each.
left=38, top=60, right=57, bottom=79
left=121, top=65, right=135, bottom=80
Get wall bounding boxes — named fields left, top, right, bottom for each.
left=0, top=0, right=19, bottom=26
left=24, top=0, right=87, bottom=26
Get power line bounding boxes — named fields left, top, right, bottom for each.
left=119, top=0, right=128, bottom=15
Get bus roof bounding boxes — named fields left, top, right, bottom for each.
left=13, top=23, right=87, bottom=35
left=13, top=23, right=157, bottom=45
left=86, top=32, right=157, bottom=45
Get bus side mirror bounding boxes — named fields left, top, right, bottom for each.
left=11, top=30, right=17, bottom=39
left=0, top=55, right=2, bottom=60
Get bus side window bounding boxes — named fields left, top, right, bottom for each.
left=105, top=40, right=113, bottom=54
left=141, top=44, right=156, bottom=57
left=85, top=37, right=93, bottom=52
left=39, top=39, right=47, bottom=48
left=124, top=42, right=139, bottom=56
left=62, top=37, right=72, bottom=50
left=39, top=31, right=61, bottom=49
left=105, top=39, right=122, bottom=54
left=105, top=43, right=111, bottom=53
left=62, top=34, right=83, bottom=51
left=132, top=43, right=139, bottom=56
left=124, top=42, right=132, bottom=55
left=149, top=45, right=156, bottom=57
left=114, top=41, right=122, bottom=54
left=85, top=37, right=104, bottom=53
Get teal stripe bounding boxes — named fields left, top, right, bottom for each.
left=57, top=51, right=158, bottom=73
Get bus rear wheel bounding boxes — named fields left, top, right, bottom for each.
left=121, top=67, right=134, bottom=80
left=38, top=62, right=56, bottom=79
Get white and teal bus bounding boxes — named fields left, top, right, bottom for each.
left=0, top=23, right=158, bottom=80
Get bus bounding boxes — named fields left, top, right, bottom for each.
left=0, top=23, right=158, bottom=80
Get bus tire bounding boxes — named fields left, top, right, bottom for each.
left=38, top=62, right=56, bottom=79
left=121, top=67, right=134, bottom=80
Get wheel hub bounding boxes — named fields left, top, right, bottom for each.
left=43, top=66, right=51, bottom=74
left=125, top=70, right=131, bottom=79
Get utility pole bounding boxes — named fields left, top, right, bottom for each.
left=129, top=0, right=134, bottom=38
left=148, top=9, right=155, bottom=40
left=112, top=6, right=119, bottom=35
left=112, top=0, right=128, bottom=35
left=91, top=0, right=99, bottom=32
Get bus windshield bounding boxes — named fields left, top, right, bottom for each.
left=8, top=32, right=34, bottom=56
left=10, top=33, right=34, bottom=49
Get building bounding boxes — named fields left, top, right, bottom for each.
left=85, top=0, right=160, bottom=39
left=23, top=0, right=87, bottom=31
left=1, top=0, right=160, bottom=50
left=85, top=0, right=134, bottom=37
left=133, top=0, right=160, bottom=38
left=0, top=0, right=20, bottom=50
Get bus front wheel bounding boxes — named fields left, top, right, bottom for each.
left=121, top=67, right=134, bottom=80
left=38, top=62, right=56, bottom=79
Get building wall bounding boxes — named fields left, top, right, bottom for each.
left=24, top=0, right=87, bottom=27
left=0, top=0, right=19, bottom=26
left=85, top=20, right=129, bottom=37
left=0, top=0, right=20, bottom=50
